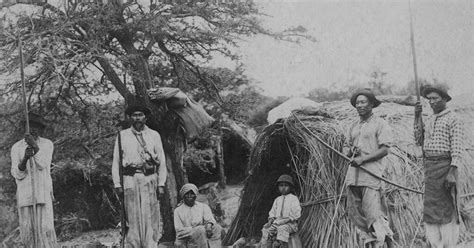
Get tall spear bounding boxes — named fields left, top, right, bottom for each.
left=409, top=0, right=420, bottom=102
left=408, top=2, right=424, bottom=247
left=409, top=0, right=424, bottom=147
left=19, top=36, right=39, bottom=248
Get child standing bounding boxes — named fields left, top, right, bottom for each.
left=260, top=174, right=301, bottom=248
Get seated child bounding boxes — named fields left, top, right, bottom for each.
left=260, top=174, right=301, bottom=248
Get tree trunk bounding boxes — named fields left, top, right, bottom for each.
left=159, top=111, right=189, bottom=242
left=104, top=26, right=190, bottom=243
left=214, top=135, right=226, bottom=188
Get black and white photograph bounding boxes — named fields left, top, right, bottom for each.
left=0, top=0, right=472, bottom=247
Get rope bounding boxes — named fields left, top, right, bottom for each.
left=292, top=113, right=424, bottom=195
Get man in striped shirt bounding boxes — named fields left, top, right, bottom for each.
left=414, top=84, right=466, bottom=248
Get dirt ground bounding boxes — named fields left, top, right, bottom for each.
left=56, top=184, right=474, bottom=248
left=57, top=185, right=243, bottom=248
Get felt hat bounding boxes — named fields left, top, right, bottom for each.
left=21, top=112, right=47, bottom=129
left=125, top=104, right=151, bottom=116
left=350, top=88, right=381, bottom=108
left=422, top=84, right=452, bottom=102
left=277, top=174, right=294, bottom=186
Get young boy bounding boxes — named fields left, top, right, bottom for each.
left=260, top=174, right=301, bottom=248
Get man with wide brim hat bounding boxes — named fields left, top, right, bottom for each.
left=11, top=112, right=58, bottom=247
left=112, top=102, right=167, bottom=247
left=421, top=83, right=452, bottom=102
left=350, top=88, right=381, bottom=108
left=124, top=104, right=151, bottom=116
left=20, top=112, right=48, bottom=129
left=345, top=89, right=394, bottom=247
left=414, top=83, right=465, bottom=247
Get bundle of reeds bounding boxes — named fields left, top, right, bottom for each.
left=224, top=103, right=428, bottom=247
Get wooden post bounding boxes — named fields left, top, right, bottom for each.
left=19, top=36, right=39, bottom=248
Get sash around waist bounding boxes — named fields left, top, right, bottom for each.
left=424, top=155, right=451, bottom=162
left=123, top=166, right=155, bottom=176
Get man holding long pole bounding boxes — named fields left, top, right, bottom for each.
left=11, top=112, right=58, bottom=248
left=414, top=85, right=465, bottom=248
left=112, top=104, right=167, bottom=247
left=345, top=88, right=394, bottom=248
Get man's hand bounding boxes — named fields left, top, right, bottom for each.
left=24, top=134, right=39, bottom=152
left=444, top=166, right=458, bottom=191
left=157, top=186, right=165, bottom=199
left=350, top=156, right=365, bottom=167
left=115, top=187, right=124, bottom=198
left=24, top=147, right=36, bottom=159
left=263, top=218, right=275, bottom=228
left=273, top=218, right=290, bottom=226
left=415, top=102, right=422, bottom=118
left=205, top=223, right=213, bottom=238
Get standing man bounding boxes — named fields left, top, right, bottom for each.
left=345, top=89, right=394, bottom=248
left=11, top=112, right=58, bottom=248
left=414, top=84, right=465, bottom=248
left=112, top=104, right=167, bottom=248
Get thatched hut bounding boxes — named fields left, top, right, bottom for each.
left=224, top=97, right=474, bottom=247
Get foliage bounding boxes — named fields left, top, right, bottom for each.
left=246, top=96, right=287, bottom=129
left=0, top=1, right=306, bottom=117
left=307, top=72, right=449, bottom=103
left=0, top=0, right=308, bottom=240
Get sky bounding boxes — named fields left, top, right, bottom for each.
left=212, top=0, right=474, bottom=98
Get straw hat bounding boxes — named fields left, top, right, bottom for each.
left=350, top=88, right=381, bottom=108
left=422, top=84, right=451, bottom=102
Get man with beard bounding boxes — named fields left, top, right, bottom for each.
left=345, top=89, right=394, bottom=248
left=414, top=84, right=465, bottom=248
left=11, top=112, right=58, bottom=248
left=112, top=104, right=167, bottom=248
left=173, top=183, right=222, bottom=248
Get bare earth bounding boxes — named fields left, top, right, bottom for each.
left=57, top=185, right=474, bottom=248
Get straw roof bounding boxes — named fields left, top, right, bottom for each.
left=224, top=97, right=474, bottom=247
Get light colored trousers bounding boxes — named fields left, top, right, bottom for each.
left=18, top=199, right=58, bottom=248
left=425, top=218, right=460, bottom=248
left=175, top=224, right=222, bottom=248
left=347, top=186, right=393, bottom=247
left=124, top=174, right=161, bottom=248
left=261, top=222, right=298, bottom=245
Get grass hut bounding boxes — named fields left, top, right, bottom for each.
left=224, top=97, right=474, bottom=247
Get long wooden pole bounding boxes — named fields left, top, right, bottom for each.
left=19, top=37, right=39, bottom=248
left=292, top=113, right=423, bottom=194
left=409, top=0, right=420, bottom=102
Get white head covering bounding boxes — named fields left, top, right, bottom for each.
left=180, top=183, right=198, bottom=198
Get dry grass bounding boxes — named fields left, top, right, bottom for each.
left=224, top=98, right=474, bottom=247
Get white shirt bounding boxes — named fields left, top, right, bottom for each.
left=268, top=193, right=301, bottom=222
left=112, top=126, right=167, bottom=188
left=11, top=137, right=54, bottom=207
left=174, top=201, right=216, bottom=232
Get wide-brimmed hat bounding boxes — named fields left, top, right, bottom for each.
left=422, top=84, right=451, bottom=102
left=21, top=112, right=47, bottom=129
left=125, top=104, right=151, bottom=116
left=350, top=88, right=381, bottom=108
left=277, top=174, right=294, bottom=186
